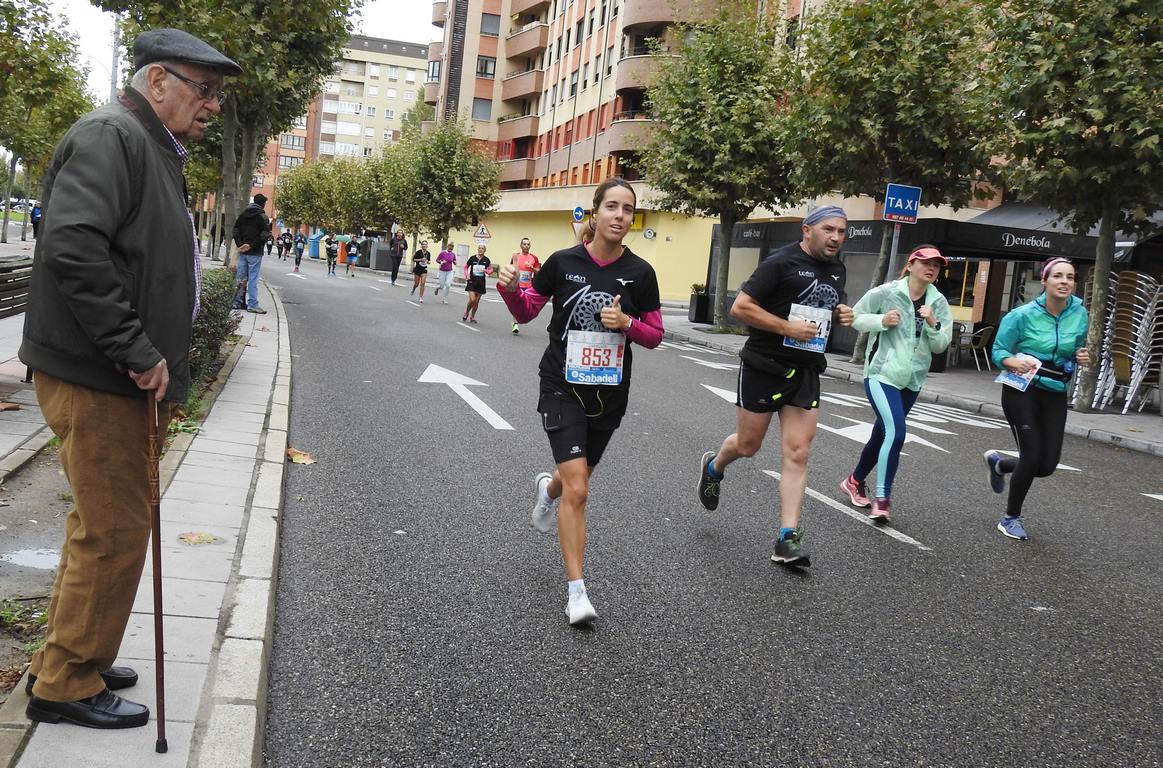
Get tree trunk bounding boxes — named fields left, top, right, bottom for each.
left=220, top=101, right=239, bottom=269
left=849, top=223, right=895, bottom=364
left=713, top=213, right=735, bottom=329
left=1, top=156, right=16, bottom=245
left=19, top=166, right=31, bottom=241
left=1073, top=200, right=1116, bottom=412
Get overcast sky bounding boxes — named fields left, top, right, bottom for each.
left=51, top=0, right=439, bottom=102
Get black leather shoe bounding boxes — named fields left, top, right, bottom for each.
left=26, top=688, right=149, bottom=729
left=25, top=666, right=138, bottom=697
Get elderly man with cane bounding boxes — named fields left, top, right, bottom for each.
left=18, top=29, right=240, bottom=731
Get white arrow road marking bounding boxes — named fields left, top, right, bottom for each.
left=418, top=364, right=512, bottom=430
left=995, top=449, right=1079, bottom=471
left=1142, top=493, right=1163, bottom=502
left=763, top=470, right=932, bottom=552
left=287, top=273, right=307, bottom=280
left=456, top=322, right=481, bottom=333
left=680, top=355, right=738, bottom=371
left=702, top=384, right=736, bottom=403
left=820, top=415, right=949, bottom=453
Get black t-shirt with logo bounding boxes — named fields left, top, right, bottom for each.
left=532, top=243, right=661, bottom=394
left=739, top=241, right=847, bottom=369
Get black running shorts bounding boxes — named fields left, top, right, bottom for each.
left=538, top=389, right=620, bottom=466
left=736, top=357, right=821, bottom=412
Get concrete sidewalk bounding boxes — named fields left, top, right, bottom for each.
left=0, top=251, right=290, bottom=768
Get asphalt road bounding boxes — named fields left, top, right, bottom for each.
left=262, top=255, right=1163, bottom=767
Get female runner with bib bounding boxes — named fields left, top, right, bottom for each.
left=498, top=178, right=664, bottom=626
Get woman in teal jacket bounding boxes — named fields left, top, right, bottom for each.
left=839, top=246, right=953, bottom=523
left=984, top=257, right=1089, bottom=541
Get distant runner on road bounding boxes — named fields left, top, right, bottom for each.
left=462, top=244, right=491, bottom=323
left=499, top=178, right=664, bottom=626
left=509, top=237, right=540, bottom=334
left=697, top=205, right=854, bottom=568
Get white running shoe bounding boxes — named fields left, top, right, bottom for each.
left=567, top=589, right=597, bottom=626
left=531, top=472, right=555, bottom=532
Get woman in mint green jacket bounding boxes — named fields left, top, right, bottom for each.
left=838, top=246, right=953, bottom=523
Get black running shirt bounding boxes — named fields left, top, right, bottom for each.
left=739, top=241, right=847, bottom=368
left=532, top=243, right=661, bottom=391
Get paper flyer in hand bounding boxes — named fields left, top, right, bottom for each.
left=995, top=353, right=1041, bottom=391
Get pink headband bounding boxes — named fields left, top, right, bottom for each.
left=1041, top=258, right=1071, bottom=280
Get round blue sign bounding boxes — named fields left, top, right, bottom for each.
left=572, top=205, right=585, bottom=223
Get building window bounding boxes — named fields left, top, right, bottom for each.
left=324, top=81, right=339, bottom=94
left=600, top=1, right=607, bottom=26
left=387, top=87, right=397, bottom=99
left=278, top=155, right=304, bottom=169
left=476, top=56, right=497, bottom=79
left=606, top=46, right=614, bottom=76
left=339, top=101, right=362, bottom=114
left=404, top=90, right=414, bottom=101
left=427, top=61, right=441, bottom=82
left=364, top=127, right=375, bottom=138
left=564, top=30, right=570, bottom=50
left=345, top=85, right=357, bottom=96
left=556, top=36, right=562, bottom=59
left=588, top=10, right=595, bottom=35
left=550, top=84, right=557, bottom=104
left=336, top=142, right=359, bottom=156
left=405, top=69, right=416, bottom=83
left=366, top=106, right=376, bottom=117
left=481, top=12, right=501, bottom=36
left=368, top=86, right=379, bottom=97
left=611, top=0, right=618, bottom=17
left=383, top=129, right=394, bottom=142
left=368, top=63, right=380, bottom=78
left=472, top=98, right=491, bottom=121
left=319, top=141, right=335, bottom=155
left=293, top=115, right=307, bottom=129
left=385, top=108, right=395, bottom=119
left=337, top=121, right=360, bottom=135
left=574, top=20, right=583, bottom=45
left=252, top=174, right=264, bottom=187
left=569, top=70, right=578, bottom=97
left=363, top=147, right=374, bottom=157
left=280, top=134, right=306, bottom=150
left=582, top=63, right=588, bottom=89
left=321, top=120, right=337, bottom=133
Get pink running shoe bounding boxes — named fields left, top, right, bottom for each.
left=869, top=497, right=891, bottom=524
left=839, top=475, right=871, bottom=508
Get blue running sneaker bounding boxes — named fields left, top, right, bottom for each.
left=983, top=450, right=1006, bottom=494
left=997, top=516, right=1028, bottom=541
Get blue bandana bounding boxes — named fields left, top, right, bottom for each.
left=803, top=205, right=847, bottom=227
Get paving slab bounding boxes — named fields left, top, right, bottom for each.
left=107, top=659, right=209, bottom=723
left=118, top=613, right=217, bottom=665
left=132, top=575, right=228, bottom=620
left=17, top=720, right=194, bottom=768
left=181, top=438, right=259, bottom=460
left=164, top=478, right=250, bottom=507
left=158, top=498, right=246, bottom=529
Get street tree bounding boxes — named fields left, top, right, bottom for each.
left=407, top=118, right=499, bottom=247
left=637, top=0, right=797, bottom=328
left=99, top=0, right=359, bottom=264
left=399, top=102, right=435, bottom=141
left=787, top=0, right=994, bottom=361
left=980, top=0, right=1163, bottom=411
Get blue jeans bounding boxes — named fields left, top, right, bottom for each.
left=234, top=253, right=263, bottom=309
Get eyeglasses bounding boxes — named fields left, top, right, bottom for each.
left=161, top=65, right=227, bottom=103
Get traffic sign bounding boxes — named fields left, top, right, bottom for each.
left=882, top=183, right=922, bottom=224
left=473, top=223, right=491, bottom=239
left=572, top=205, right=585, bottom=223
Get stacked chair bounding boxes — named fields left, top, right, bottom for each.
left=1085, top=270, right=1161, bottom=413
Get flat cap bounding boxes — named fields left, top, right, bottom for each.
left=133, top=28, right=242, bottom=76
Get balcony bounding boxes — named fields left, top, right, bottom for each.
left=428, top=40, right=443, bottom=61
left=497, top=114, right=540, bottom=142
left=423, top=81, right=439, bottom=105
left=431, top=0, right=447, bottom=27
left=501, top=68, right=544, bottom=101
left=597, top=112, right=653, bottom=155
left=505, top=22, right=550, bottom=59
left=614, top=54, right=660, bottom=92
left=499, top=157, right=537, bottom=184
left=511, top=0, right=550, bottom=14
left=622, top=0, right=696, bottom=29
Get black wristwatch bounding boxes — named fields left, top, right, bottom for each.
left=933, top=321, right=942, bottom=331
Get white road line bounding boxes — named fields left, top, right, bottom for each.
left=406, top=300, right=421, bottom=307
left=286, top=273, right=307, bottom=280
left=368, top=285, right=381, bottom=292
left=680, top=355, right=738, bottom=371
left=762, top=469, right=933, bottom=552
left=701, top=384, right=735, bottom=403
left=996, top=449, right=1079, bottom=471
left=418, top=364, right=513, bottom=430
left=1142, top=493, right=1163, bottom=502
left=456, top=322, right=481, bottom=333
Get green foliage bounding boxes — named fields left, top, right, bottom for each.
left=405, top=118, right=500, bottom=244
left=400, top=102, right=435, bottom=141
left=188, top=266, right=242, bottom=396
left=980, top=0, right=1163, bottom=409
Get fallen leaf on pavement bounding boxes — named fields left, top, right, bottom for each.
left=286, top=447, right=316, bottom=465
left=0, top=403, right=21, bottom=411
left=177, top=532, right=223, bottom=546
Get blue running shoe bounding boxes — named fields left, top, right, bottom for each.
left=997, top=516, right=1028, bottom=541
left=983, top=450, right=1006, bottom=494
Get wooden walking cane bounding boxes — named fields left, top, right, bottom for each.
left=146, top=390, right=168, bottom=753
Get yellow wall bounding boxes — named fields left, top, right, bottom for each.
left=448, top=209, right=716, bottom=302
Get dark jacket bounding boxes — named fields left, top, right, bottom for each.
left=20, top=86, right=196, bottom=403
left=232, top=203, right=270, bottom=254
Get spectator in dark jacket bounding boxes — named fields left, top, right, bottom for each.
left=18, top=27, right=240, bottom=730
left=387, top=230, right=407, bottom=285
left=231, top=193, right=271, bottom=313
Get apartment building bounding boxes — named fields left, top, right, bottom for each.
left=253, top=35, right=429, bottom=224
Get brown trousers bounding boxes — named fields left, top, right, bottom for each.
left=29, top=372, right=170, bottom=702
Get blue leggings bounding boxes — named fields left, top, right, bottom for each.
left=853, top=379, right=920, bottom=499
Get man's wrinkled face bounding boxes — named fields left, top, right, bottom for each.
left=801, top=217, right=847, bottom=260
left=154, top=62, right=224, bottom=140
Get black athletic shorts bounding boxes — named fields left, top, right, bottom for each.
left=466, top=278, right=487, bottom=294
left=736, top=357, right=821, bottom=412
left=538, top=386, right=624, bottom=466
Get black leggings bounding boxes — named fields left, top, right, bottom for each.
left=999, top=385, right=1067, bottom=517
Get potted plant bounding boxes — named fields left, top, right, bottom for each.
left=688, top=283, right=710, bottom=324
